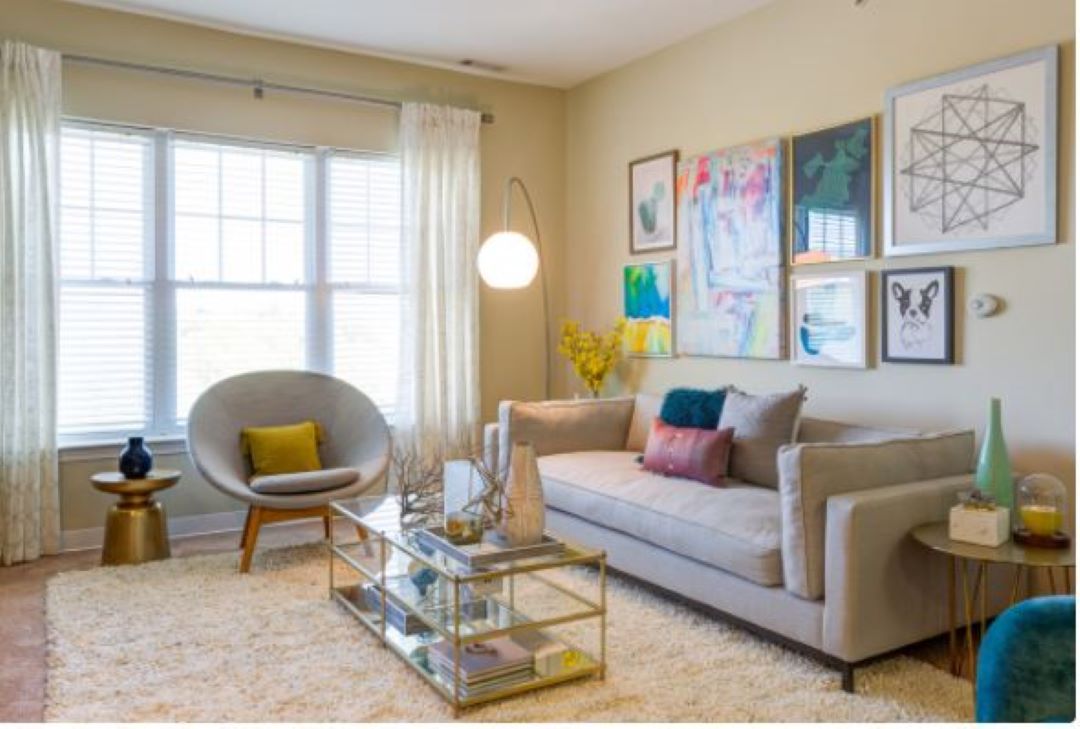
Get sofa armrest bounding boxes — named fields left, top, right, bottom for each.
left=778, top=430, right=975, bottom=600
left=822, top=475, right=1012, bottom=662
left=496, top=397, right=635, bottom=474
left=482, top=422, right=500, bottom=473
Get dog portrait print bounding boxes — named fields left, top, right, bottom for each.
left=882, top=268, right=954, bottom=363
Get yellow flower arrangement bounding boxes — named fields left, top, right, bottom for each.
left=557, top=318, right=626, bottom=398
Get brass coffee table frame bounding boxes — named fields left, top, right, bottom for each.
left=911, top=521, right=1075, bottom=684
left=91, top=469, right=181, bottom=565
left=328, top=497, right=607, bottom=715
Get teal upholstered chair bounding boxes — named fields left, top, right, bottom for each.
left=976, top=595, right=1075, bottom=722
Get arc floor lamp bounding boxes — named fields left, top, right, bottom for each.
left=477, top=177, right=552, bottom=400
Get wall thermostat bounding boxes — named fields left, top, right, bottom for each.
left=968, top=294, right=1001, bottom=318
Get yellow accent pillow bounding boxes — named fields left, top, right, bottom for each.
left=240, top=420, right=324, bottom=477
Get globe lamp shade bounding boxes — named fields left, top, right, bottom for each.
left=477, top=231, right=539, bottom=289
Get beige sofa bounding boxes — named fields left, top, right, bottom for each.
left=483, top=394, right=1011, bottom=691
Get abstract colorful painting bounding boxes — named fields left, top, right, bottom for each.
left=676, top=138, right=786, bottom=359
left=791, top=118, right=873, bottom=264
left=623, top=261, right=673, bottom=357
left=792, top=271, right=867, bottom=368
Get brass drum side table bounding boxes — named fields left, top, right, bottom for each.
left=91, top=469, right=181, bottom=565
left=910, top=521, right=1075, bottom=684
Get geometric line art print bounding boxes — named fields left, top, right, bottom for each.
left=900, top=84, right=1039, bottom=233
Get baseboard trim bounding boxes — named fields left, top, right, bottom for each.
left=61, top=508, right=251, bottom=552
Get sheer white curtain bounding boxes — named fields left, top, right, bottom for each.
left=396, top=103, right=481, bottom=452
left=0, top=41, right=61, bottom=565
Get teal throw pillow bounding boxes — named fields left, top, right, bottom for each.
left=660, top=388, right=728, bottom=429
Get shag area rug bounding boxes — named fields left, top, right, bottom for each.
left=46, top=543, right=972, bottom=722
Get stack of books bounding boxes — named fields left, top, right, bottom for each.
left=427, top=636, right=534, bottom=697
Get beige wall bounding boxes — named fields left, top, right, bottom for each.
left=3, top=0, right=1074, bottom=534
left=1, top=0, right=566, bottom=531
left=565, top=0, right=1076, bottom=513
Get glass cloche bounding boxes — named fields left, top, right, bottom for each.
left=1016, top=473, right=1069, bottom=546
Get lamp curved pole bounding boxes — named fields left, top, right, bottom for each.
left=502, top=176, right=551, bottom=400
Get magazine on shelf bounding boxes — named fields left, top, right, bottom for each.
left=428, top=636, right=533, bottom=684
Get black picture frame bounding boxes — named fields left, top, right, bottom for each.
left=881, top=266, right=955, bottom=364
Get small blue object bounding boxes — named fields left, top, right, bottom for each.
left=118, top=436, right=153, bottom=479
left=408, top=560, right=438, bottom=597
left=976, top=595, right=1075, bottom=723
left=659, top=388, right=727, bottom=429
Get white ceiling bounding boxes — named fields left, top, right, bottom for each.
left=66, top=0, right=772, bottom=88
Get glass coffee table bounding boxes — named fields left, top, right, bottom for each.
left=329, top=496, right=607, bottom=714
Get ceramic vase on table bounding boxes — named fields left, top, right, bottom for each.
left=497, top=441, right=545, bottom=547
left=118, top=436, right=153, bottom=479
left=975, top=398, right=1013, bottom=511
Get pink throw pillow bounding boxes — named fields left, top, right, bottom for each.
left=642, top=418, right=734, bottom=487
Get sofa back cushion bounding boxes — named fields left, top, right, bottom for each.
left=499, top=397, right=635, bottom=474
left=777, top=430, right=975, bottom=600
left=719, top=387, right=806, bottom=488
left=626, top=393, right=662, bottom=452
left=797, top=417, right=918, bottom=444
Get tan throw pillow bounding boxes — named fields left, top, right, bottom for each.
left=718, top=386, right=807, bottom=488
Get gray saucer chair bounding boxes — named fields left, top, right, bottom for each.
left=187, top=370, right=391, bottom=572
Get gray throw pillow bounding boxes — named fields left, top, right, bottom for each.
left=718, top=386, right=807, bottom=488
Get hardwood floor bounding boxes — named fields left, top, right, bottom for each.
left=0, top=521, right=960, bottom=722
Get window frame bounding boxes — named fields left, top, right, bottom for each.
left=57, top=119, right=400, bottom=449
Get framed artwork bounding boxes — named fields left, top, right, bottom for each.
left=884, top=45, right=1058, bottom=256
left=792, top=271, right=868, bottom=368
left=629, top=150, right=678, bottom=253
left=623, top=260, right=673, bottom=357
left=791, top=117, right=874, bottom=265
left=675, top=138, right=786, bottom=359
left=881, top=266, right=954, bottom=364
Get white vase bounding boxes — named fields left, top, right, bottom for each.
left=498, top=441, right=545, bottom=547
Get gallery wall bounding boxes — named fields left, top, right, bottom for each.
left=1, top=0, right=567, bottom=532
left=565, top=0, right=1076, bottom=514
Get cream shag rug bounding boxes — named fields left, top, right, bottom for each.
left=46, top=543, right=972, bottom=722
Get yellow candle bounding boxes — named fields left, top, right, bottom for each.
left=1020, top=505, right=1062, bottom=536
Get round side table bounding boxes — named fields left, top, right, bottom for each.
left=91, top=469, right=181, bottom=566
left=910, top=521, right=1075, bottom=683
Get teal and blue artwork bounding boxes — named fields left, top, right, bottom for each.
left=792, top=118, right=873, bottom=264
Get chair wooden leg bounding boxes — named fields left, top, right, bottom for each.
left=239, top=506, right=263, bottom=573
left=323, top=513, right=332, bottom=540
left=239, top=506, right=254, bottom=550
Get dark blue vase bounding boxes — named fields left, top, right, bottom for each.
left=119, top=436, right=153, bottom=479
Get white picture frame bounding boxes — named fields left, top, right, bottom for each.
left=791, top=270, right=868, bottom=369
left=884, top=45, right=1058, bottom=256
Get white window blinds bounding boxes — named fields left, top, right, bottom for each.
left=58, top=125, right=153, bottom=437
left=328, top=152, right=402, bottom=418
left=57, top=123, right=405, bottom=444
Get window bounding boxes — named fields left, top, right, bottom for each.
left=327, top=153, right=402, bottom=417
left=806, top=208, right=858, bottom=260
left=58, top=126, right=153, bottom=436
left=57, top=123, right=402, bottom=443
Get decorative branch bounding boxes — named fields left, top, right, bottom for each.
left=390, top=431, right=476, bottom=526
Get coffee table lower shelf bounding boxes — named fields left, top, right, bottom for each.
left=330, top=584, right=603, bottom=712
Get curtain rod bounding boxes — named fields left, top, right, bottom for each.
left=62, top=53, right=496, bottom=124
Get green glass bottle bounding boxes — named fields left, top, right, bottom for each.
left=975, top=397, right=1013, bottom=510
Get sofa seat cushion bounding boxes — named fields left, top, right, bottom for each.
left=539, top=451, right=782, bottom=586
